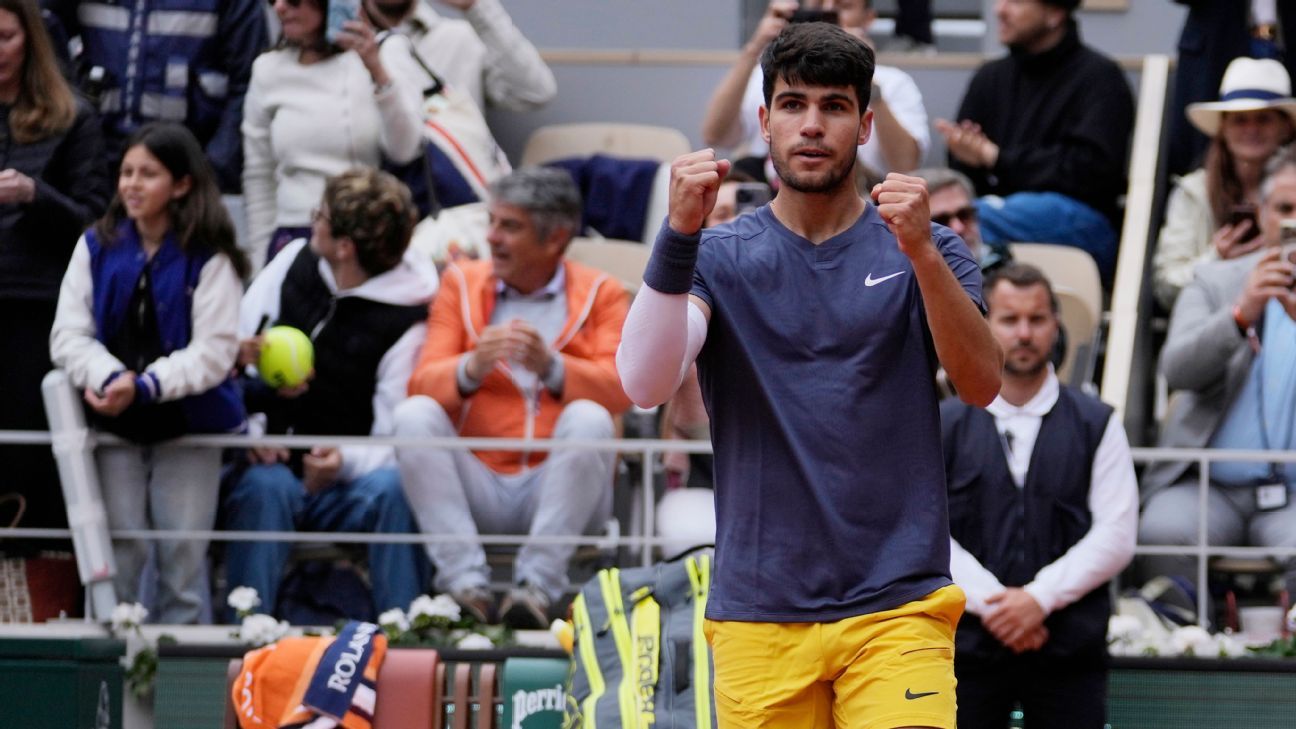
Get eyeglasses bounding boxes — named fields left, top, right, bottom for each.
left=932, top=206, right=978, bottom=227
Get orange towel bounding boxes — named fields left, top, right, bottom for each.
left=233, top=621, right=388, bottom=729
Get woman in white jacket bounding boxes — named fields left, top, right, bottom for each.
left=1153, top=58, right=1296, bottom=309
left=243, top=0, right=424, bottom=270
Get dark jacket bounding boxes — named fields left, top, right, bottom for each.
left=248, top=244, right=427, bottom=439
left=85, top=223, right=246, bottom=442
left=941, top=387, right=1113, bottom=663
left=41, top=0, right=268, bottom=193
left=0, top=98, right=110, bottom=303
left=951, top=22, right=1134, bottom=223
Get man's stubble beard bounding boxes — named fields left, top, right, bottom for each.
left=770, top=145, right=858, bottom=195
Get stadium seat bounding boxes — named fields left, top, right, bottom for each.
left=520, top=122, right=691, bottom=167
left=1009, top=243, right=1104, bottom=387
left=565, top=237, right=652, bottom=296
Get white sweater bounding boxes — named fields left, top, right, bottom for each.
left=241, top=38, right=425, bottom=268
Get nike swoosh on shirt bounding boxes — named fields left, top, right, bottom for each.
left=864, top=271, right=905, bottom=287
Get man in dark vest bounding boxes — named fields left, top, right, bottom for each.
left=222, top=168, right=438, bottom=622
left=942, top=262, right=1137, bottom=729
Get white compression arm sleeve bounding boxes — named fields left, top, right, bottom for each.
left=616, top=286, right=708, bottom=407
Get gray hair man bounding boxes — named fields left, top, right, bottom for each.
left=394, top=167, right=632, bottom=630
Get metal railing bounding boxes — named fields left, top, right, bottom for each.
left=1, top=428, right=1290, bottom=626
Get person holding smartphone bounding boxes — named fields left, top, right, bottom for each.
left=242, top=0, right=424, bottom=271
left=1141, top=145, right=1296, bottom=618
left=1153, top=58, right=1296, bottom=310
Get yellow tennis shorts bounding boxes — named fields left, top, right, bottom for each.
left=704, top=584, right=964, bottom=729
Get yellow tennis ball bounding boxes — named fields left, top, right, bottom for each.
left=258, top=326, right=314, bottom=388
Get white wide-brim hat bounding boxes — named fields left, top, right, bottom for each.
left=1186, top=57, right=1296, bottom=137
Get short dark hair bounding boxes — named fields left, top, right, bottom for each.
left=984, top=262, right=1059, bottom=314
left=490, top=167, right=583, bottom=244
left=761, top=22, right=875, bottom=111
left=324, top=168, right=418, bottom=277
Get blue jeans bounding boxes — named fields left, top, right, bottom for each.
left=975, top=192, right=1117, bottom=282
left=222, top=464, right=427, bottom=622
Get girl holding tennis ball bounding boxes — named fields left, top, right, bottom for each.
left=50, top=122, right=249, bottom=624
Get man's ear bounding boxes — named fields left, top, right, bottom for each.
left=759, top=104, right=771, bottom=145
left=545, top=226, right=574, bottom=255
left=1046, top=7, right=1067, bottom=30
left=335, top=236, right=357, bottom=261
left=858, top=109, right=873, bottom=146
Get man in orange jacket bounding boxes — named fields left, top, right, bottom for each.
left=394, top=167, right=632, bottom=628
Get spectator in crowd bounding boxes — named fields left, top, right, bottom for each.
left=366, top=0, right=556, bottom=115
left=0, top=0, right=109, bottom=546
left=935, top=0, right=1133, bottom=281
left=1141, top=145, right=1296, bottom=599
left=1166, top=0, right=1296, bottom=177
left=222, top=168, right=435, bottom=623
left=943, top=263, right=1137, bottom=729
left=893, top=0, right=933, bottom=52
left=243, top=0, right=424, bottom=269
left=913, top=166, right=1011, bottom=272
left=49, top=122, right=249, bottom=624
left=1154, top=58, right=1296, bottom=309
left=39, top=0, right=267, bottom=196
left=394, top=167, right=631, bottom=629
left=701, top=0, right=929, bottom=183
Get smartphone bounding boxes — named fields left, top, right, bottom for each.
left=1230, top=204, right=1260, bottom=243
left=1281, top=219, right=1296, bottom=275
left=734, top=182, right=772, bottom=215
left=789, top=8, right=839, bottom=24
left=326, top=0, right=361, bottom=44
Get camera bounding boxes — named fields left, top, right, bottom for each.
left=789, top=9, right=839, bottom=25
left=1280, top=219, right=1296, bottom=277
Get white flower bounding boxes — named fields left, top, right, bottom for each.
left=1216, top=632, right=1249, bottom=658
left=1107, top=614, right=1144, bottom=645
left=226, top=587, right=262, bottom=615
left=455, top=632, right=494, bottom=650
left=409, top=594, right=461, bottom=622
left=239, top=614, right=289, bottom=646
left=1287, top=604, right=1296, bottom=634
left=110, top=602, right=148, bottom=632
left=1168, top=625, right=1215, bottom=657
left=378, top=608, right=410, bottom=633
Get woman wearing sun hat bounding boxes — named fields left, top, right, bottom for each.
left=1154, top=57, right=1296, bottom=309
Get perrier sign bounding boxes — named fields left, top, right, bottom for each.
left=501, top=657, right=570, bottom=729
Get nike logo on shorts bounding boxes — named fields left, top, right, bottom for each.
left=865, top=271, right=905, bottom=287
left=905, top=688, right=939, bottom=700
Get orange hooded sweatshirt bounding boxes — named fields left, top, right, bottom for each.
left=408, top=258, right=633, bottom=474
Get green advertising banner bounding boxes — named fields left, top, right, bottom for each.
left=501, top=656, right=571, bottom=729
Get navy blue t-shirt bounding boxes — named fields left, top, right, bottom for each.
left=690, top=203, right=983, bottom=622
